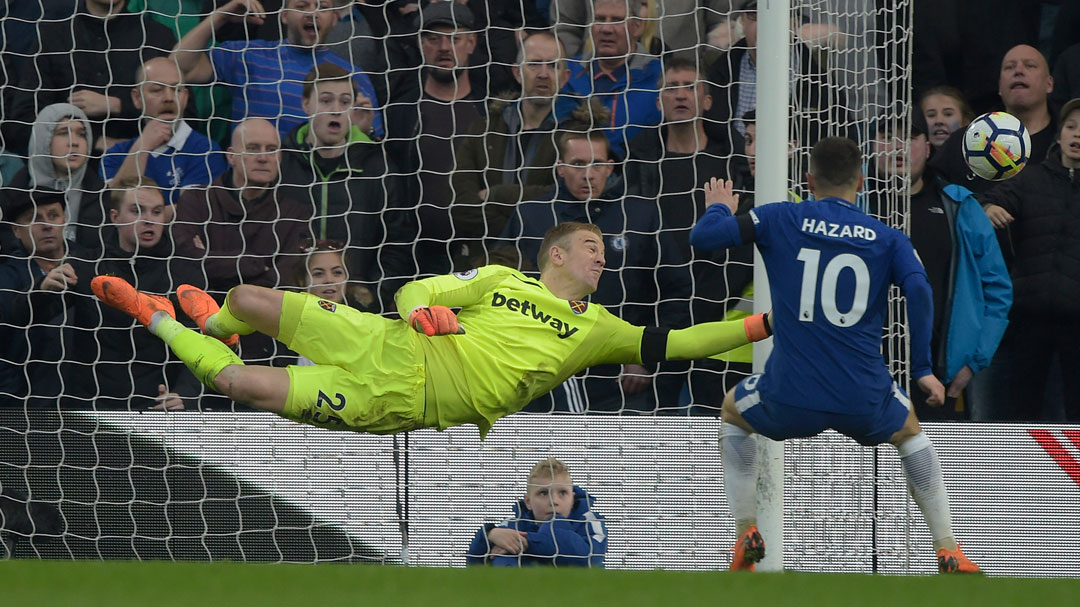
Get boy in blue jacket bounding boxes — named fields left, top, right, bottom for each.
left=466, top=458, right=607, bottom=567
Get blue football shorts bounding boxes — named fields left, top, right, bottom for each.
left=733, top=373, right=911, bottom=446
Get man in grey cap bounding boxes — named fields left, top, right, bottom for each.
left=384, top=1, right=489, bottom=276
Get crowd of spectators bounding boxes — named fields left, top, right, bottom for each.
left=0, top=0, right=1076, bottom=422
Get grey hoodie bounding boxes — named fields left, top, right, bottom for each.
left=28, top=103, right=92, bottom=241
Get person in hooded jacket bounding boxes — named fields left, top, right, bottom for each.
left=2, top=103, right=107, bottom=255
left=466, top=458, right=606, bottom=568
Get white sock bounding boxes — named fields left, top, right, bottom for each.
left=721, top=423, right=758, bottom=533
left=897, top=433, right=956, bottom=551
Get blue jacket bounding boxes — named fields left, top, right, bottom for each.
left=554, top=48, right=662, bottom=159
left=466, top=486, right=607, bottom=567
left=939, top=184, right=1012, bottom=382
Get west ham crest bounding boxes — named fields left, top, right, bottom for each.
left=569, top=300, right=588, bottom=314
left=317, top=300, right=337, bottom=313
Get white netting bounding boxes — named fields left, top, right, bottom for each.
left=0, top=0, right=1008, bottom=572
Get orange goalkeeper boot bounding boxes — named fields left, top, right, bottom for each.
left=91, top=275, right=175, bottom=327
left=938, top=544, right=981, bottom=574
left=730, top=525, right=765, bottom=571
left=176, top=284, right=239, bottom=347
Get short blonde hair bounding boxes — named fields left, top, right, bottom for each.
left=528, top=457, right=571, bottom=483
left=108, top=175, right=164, bottom=211
left=537, top=222, right=603, bottom=272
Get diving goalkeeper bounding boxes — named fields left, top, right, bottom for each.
left=92, top=222, right=772, bottom=436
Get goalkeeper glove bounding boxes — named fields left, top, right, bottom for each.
left=743, top=312, right=773, bottom=342
left=409, top=305, right=463, bottom=336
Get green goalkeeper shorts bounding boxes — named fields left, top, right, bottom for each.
left=277, top=291, right=431, bottom=434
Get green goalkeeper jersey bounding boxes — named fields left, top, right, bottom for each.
left=396, top=265, right=651, bottom=437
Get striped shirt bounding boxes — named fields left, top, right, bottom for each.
left=210, top=39, right=384, bottom=138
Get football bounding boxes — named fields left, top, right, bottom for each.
left=962, top=111, right=1031, bottom=181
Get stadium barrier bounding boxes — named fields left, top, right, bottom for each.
left=3, top=410, right=1077, bottom=576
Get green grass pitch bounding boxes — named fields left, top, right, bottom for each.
left=3, top=561, right=1078, bottom=606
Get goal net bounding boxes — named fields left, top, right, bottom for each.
left=7, top=0, right=1072, bottom=577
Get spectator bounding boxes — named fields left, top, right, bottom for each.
left=624, top=57, right=743, bottom=411
left=3, top=0, right=177, bottom=154
left=101, top=57, right=229, bottom=208
left=977, top=98, right=1080, bottom=422
left=919, top=85, right=976, bottom=151
left=287, top=238, right=378, bottom=366
left=173, top=118, right=310, bottom=296
left=870, top=110, right=1011, bottom=420
left=451, top=30, right=570, bottom=261
left=703, top=0, right=843, bottom=158
left=11, top=178, right=197, bottom=409
left=495, top=107, right=690, bottom=412
left=1050, top=41, right=1080, bottom=112
left=466, top=457, right=606, bottom=567
left=551, top=0, right=728, bottom=62
left=384, top=1, right=487, bottom=276
left=0, top=190, right=77, bottom=406
left=931, top=44, right=1056, bottom=194
left=172, top=0, right=384, bottom=138
left=173, top=118, right=311, bottom=365
left=279, top=64, right=415, bottom=311
left=2, top=104, right=106, bottom=255
left=912, top=0, right=1040, bottom=116
left=553, top=0, right=662, bottom=159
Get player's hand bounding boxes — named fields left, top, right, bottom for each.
left=69, top=89, right=118, bottom=118
left=150, top=384, right=185, bottom=410
left=703, top=177, right=739, bottom=212
left=409, top=305, right=463, bottom=336
left=41, top=263, right=77, bottom=292
left=137, top=120, right=174, bottom=152
left=946, top=365, right=974, bottom=398
left=984, top=204, right=1014, bottom=229
left=620, top=363, right=653, bottom=394
left=215, top=0, right=266, bottom=26
left=916, top=373, right=946, bottom=407
left=487, top=528, right=527, bottom=554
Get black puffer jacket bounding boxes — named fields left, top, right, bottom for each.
left=980, top=148, right=1080, bottom=317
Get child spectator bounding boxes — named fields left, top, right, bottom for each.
left=977, top=98, right=1080, bottom=422
left=466, top=458, right=606, bottom=567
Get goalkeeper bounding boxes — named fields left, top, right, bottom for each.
left=91, top=222, right=772, bottom=436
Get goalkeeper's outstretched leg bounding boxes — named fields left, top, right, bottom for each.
left=92, top=276, right=422, bottom=433
left=92, top=276, right=290, bottom=414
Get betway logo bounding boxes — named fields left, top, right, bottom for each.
left=1030, top=429, right=1080, bottom=488
left=492, top=291, right=579, bottom=339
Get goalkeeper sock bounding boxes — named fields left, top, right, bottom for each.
left=151, top=315, right=243, bottom=391
left=206, top=292, right=256, bottom=338
left=721, top=423, right=759, bottom=534
left=898, top=433, right=956, bottom=551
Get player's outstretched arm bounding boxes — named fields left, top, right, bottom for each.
left=650, top=314, right=772, bottom=363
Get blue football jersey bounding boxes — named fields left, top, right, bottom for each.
left=692, top=197, right=932, bottom=413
